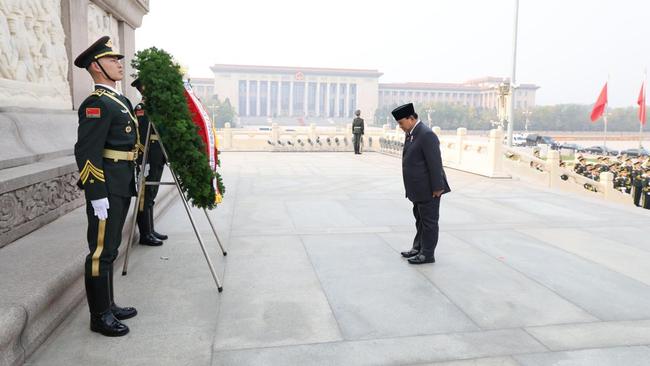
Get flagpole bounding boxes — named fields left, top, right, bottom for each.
left=640, top=69, right=646, bottom=149
left=603, top=75, right=609, bottom=149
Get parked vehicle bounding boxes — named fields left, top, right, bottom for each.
left=619, top=148, right=650, bottom=157
left=524, top=134, right=560, bottom=149
left=579, top=145, right=619, bottom=156
left=559, top=143, right=582, bottom=152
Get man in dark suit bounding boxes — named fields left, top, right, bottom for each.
left=392, top=103, right=450, bottom=264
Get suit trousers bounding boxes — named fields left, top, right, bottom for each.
left=411, top=197, right=440, bottom=257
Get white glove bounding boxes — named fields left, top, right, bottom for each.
left=91, top=198, right=110, bottom=220
left=144, top=164, right=150, bottom=177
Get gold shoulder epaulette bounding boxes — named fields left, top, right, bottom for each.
left=90, top=89, right=116, bottom=97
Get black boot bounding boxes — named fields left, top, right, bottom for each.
left=86, top=276, right=129, bottom=337
left=149, top=205, right=168, bottom=241
left=137, top=207, right=163, bottom=246
left=108, top=268, right=137, bottom=320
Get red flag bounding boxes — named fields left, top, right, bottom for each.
left=590, top=82, right=608, bottom=122
left=638, top=81, right=646, bottom=125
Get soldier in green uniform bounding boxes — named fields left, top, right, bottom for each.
left=131, top=78, right=167, bottom=246
left=632, top=161, right=644, bottom=207
left=642, top=168, right=650, bottom=209
left=352, top=109, right=364, bottom=155
left=73, top=36, right=139, bottom=337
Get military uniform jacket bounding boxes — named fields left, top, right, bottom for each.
left=135, top=102, right=166, bottom=166
left=401, top=122, right=451, bottom=202
left=352, top=117, right=364, bottom=135
left=74, top=85, right=138, bottom=200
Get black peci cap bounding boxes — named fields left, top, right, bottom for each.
left=74, top=36, right=124, bottom=69
left=391, top=103, right=415, bottom=121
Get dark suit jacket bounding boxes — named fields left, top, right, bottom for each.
left=402, top=122, right=451, bottom=202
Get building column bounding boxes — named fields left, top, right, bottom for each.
left=345, top=83, right=350, bottom=118
left=256, top=80, right=261, bottom=117
left=289, top=81, right=294, bottom=117
left=267, top=81, right=271, bottom=117
left=245, top=81, right=250, bottom=117
left=303, top=81, right=308, bottom=117
left=325, top=82, right=330, bottom=117
left=277, top=81, right=282, bottom=116
left=315, top=82, right=320, bottom=117
left=334, top=83, right=340, bottom=118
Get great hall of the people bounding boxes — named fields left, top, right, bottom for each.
left=190, top=64, right=539, bottom=125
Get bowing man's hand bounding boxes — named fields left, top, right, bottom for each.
left=432, top=190, right=444, bottom=198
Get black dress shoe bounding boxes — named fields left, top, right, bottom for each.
left=90, top=310, right=129, bottom=337
left=139, top=233, right=163, bottom=246
left=111, top=303, right=138, bottom=320
left=407, top=254, right=435, bottom=264
left=152, top=231, right=168, bottom=241
left=401, top=249, right=419, bottom=258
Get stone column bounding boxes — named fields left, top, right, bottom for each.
left=487, top=127, right=504, bottom=177
left=334, top=83, right=340, bottom=118
left=456, top=127, right=467, bottom=165
left=309, top=123, right=317, bottom=140
left=223, top=123, right=233, bottom=149
left=271, top=123, right=280, bottom=141
left=600, top=172, right=615, bottom=201
left=325, top=82, right=330, bottom=117
left=118, top=21, right=137, bottom=101
left=61, top=0, right=91, bottom=109
left=289, top=81, right=294, bottom=117
left=266, top=81, right=271, bottom=117
left=256, top=81, right=261, bottom=117
left=245, top=81, right=250, bottom=117
left=546, top=149, right=561, bottom=188
left=315, top=82, right=320, bottom=117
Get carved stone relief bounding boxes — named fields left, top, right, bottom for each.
left=0, top=0, right=72, bottom=109
left=0, top=172, right=83, bottom=235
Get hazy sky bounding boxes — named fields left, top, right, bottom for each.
left=136, top=0, right=650, bottom=107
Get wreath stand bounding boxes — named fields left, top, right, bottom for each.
left=121, top=121, right=227, bottom=293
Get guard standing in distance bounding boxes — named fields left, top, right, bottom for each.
left=394, top=103, right=451, bottom=264
left=632, top=161, right=643, bottom=206
left=73, top=36, right=139, bottom=337
left=352, top=109, right=364, bottom=154
left=131, top=78, right=167, bottom=246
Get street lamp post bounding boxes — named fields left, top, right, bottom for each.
left=507, top=0, right=520, bottom=147
left=497, top=80, right=511, bottom=130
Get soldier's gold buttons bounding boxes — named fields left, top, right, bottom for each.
left=125, top=126, right=132, bottom=133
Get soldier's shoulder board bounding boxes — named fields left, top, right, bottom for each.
left=85, top=107, right=101, bottom=118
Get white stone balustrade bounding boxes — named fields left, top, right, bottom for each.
left=502, top=145, right=632, bottom=205
left=216, top=124, right=509, bottom=178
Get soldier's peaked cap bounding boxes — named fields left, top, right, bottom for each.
left=391, top=103, right=415, bottom=121
left=74, top=36, right=123, bottom=68
left=130, top=78, right=142, bottom=89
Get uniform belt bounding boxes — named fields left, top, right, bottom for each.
left=150, top=134, right=159, bottom=141
left=103, top=149, right=137, bottom=161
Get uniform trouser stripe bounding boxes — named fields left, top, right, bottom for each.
left=91, top=220, right=106, bottom=276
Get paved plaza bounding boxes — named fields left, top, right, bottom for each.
left=26, top=152, right=650, bottom=366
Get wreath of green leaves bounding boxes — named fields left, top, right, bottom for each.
left=131, top=47, right=224, bottom=209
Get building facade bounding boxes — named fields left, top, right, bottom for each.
left=379, top=77, right=539, bottom=111
left=203, top=64, right=538, bottom=125
left=207, top=64, right=382, bottom=125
